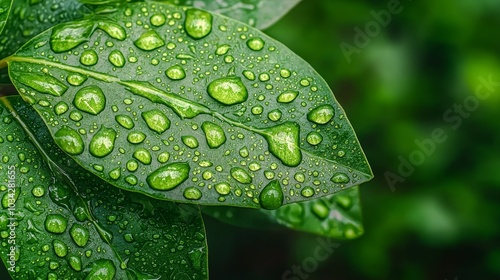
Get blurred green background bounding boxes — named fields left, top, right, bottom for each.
left=205, top=0, right=500, bottom=279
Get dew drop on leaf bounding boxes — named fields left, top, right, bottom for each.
left=183, top=187, right=202, bottom=200
left=307, top=104, right=335, bottom=125
left=230, top=167, right=252, bottom=184
left=306, top=132, right=323, bottom=146
left=97, top=21, right=126, bottom=40
left=150, top=13, right=166, bottom=27
left=50, top=21, right=94, bottom=53
left=80, top=49, right=98, bottom=66
left=246, top=37, right=265, bottom=51
left=69, top=255, right=82, bottom=271
left=12, top=72, right=67, bottom=97
left=52, top=239, right=68, bottom=257
left=54, top=126, right=84, bottom=155
left=133, top=148, right=152, bottom=165
left=182, top=135, right=199, bottom=149
left=207, top=77, right=248, bottom=105
left=84, top=259, right=116, bottom=280
left=70, top=224, right=90, bottom=247
left=277, top=91, right=298, bottom=103
left=66, top=73, right=87, bottom=86
left=73, top=85, right=106, bottom=115
left=267, top=109, right=282, bottom=122
left=165, top=65, right=186, bottom=80
left=141, top=109, right=170, bottom=134
left=259, top=180, right=283, bottom=210
left=115, top=115, right=135, bottom=129
left=260, top=122, right=301, bottom=167
left=184, top=9, right=213, bottom=39
left=147, top=162, right=190, bottom=191
left=108, top=50, right=125, bottom=68
left=127, top=131, right=146, bottom=144
left=215, top=44, right=230, bottom=55
left=44, top=214, right=68, bottom=234
left=215, top=183, right=231, bottom=196
left=300, top=186, right=315, bottom=198
left=331, top=172, right=350, bottom=184
left=89, top=126, right=117, bottom=158
left=242, top=70, right=255, bottom=81
left=201, top=121, right=226, bottom=148
left=134, top=30, right=165, bottom=51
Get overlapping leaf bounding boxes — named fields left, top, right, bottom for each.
left=0, top=96, right=208, bottom=279
left=5, top=2, right=372, bottom=208
left=204, top=186, right=364, bottom=239
left=0, top=0, right=11, bottom=35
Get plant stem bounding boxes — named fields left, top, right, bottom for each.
left=0, top=58, right=8, bottom=69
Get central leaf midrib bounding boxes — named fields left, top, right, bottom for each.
left=9, top=56, right=371, bottom=178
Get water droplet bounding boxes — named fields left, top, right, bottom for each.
left=89, top=126, right=116, bottom=158
left=277, top=91, right=298, bottom=103
left=134, top=30, right=165, bottom=51
left=267, top=109, right=282, bottom=122
left=183, top=187, right=202, bottom=200
left=44, top=214, right=67, bottom=234
left=165, top=65, right=186, bottom=80
left=259, top=180, right=283, bottom=210
left=243, top=70, right=256, bottom=81
left=69, top=256, right=82, bottom=271
left=331, top=173, right=350, bottom=184
left=69, top=111, right=83, bottom=122
left=142, top=109, right=170, bottom=134
left=182, top=136, right=199, bottom=149
left=251, top=105, right=263, bottom=115
left=306, top=132, right=323, bottom=146
left=50, top=21, right=94, bottom=53
left=280, top=69, right=291, bottom=78
left=98, top=21, right=126, bottom=40
left=115, top=115, right=134, bottom=129
left=108, top=50, right=125, bottom=68
left=84, top=259, right=116, bottom=280
left=70, top=224, right=89, bottom=247
left=133, top=148, right=152, bottom=165
left=80, top=49, right=98, bottom=66
left=150, top=13, right=166, bottom=26
left=307, top=104, right=334, bottom=124
left=300, top=78, right=311, bottom=87
left=213, top=182, right=230, bottom=196
left=73, top=85, right=106, bottom=115
left=67, top=73, right=87, bottom=86
left=109, top=168, right=121, bottom=180
left=127, top=160, right=138, bottom=172
left=158, top=152, right=170, bottom=163
left=12, top=72, right=67, bottom=97
left=248, top=162, right=261, bottom=171
left=125, top=175, right=138, bottom=185
left=185, top=9, right=212, bottom=39
left=247, top=37, right=265, bottom=51
left=216, top=44, right=230, bottom=55
left=54, top=102, right=69, bottom=115
left=207, top=77, right=248, bottom=105
left=260, top=122, right=302, bottom=167
left=230, top=167, right=252, bottom=184
left=31, top=186, right=45, bottom=197
left=54, top=126, right=84, bottom=155
left=201, top=121, right=226, bottom=148
left=127, top=131, right=146, bottom=144
left=294, top=172, right=305, bottom=183
left=300, top=186, right=315, bottom=198
left=147, top=162, right=190, bottom=191
left=52, top=240, right=68, bottom=257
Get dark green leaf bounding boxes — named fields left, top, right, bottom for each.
left=0, top=96, right=208, bottom=279
left=204, top=186, right=364, bottom=239
left=6, top=2, right=372, bottom=208
left=0, top=0, right=11, bottom=35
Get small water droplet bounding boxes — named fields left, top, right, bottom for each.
left=251, top=105, right=263, bottom=115
left=69, top=255, right=82, bottom=271
left=70, top=224, right=89, bottom=247
left=277, top=91, right=298, bottom=103
left=45, top=214, right=67, bottom=234
left=142, top=109, right=170, bottom=134
left=331, top=173, right=350, bottom=184
left=67, top=73, right=87, bottom=86
left=73, top=85, right=106, bottom=115
left=300, top=78, right=311, bottom=87
left=109, top=168, right=121, bottom=180
left=306, top=132, right=323, bottom=146
left=248, top=162, right=261, bottom=171
left=280, top=69, right=291, bottom=78
left=98, top=21, right=126, bottom=40
left=125, top=175, right=138, bottom=185
left=208, top=77, right=248, bottom=105
left=150, top=13, right=166, bottom=26
left=307, top=105, right=335, bottom=124
left=239, top=147, right=249, bottom=158
left=243, top=70, right=256, bottom=81
left=54, top=126, right=84, bottom=155
left=216, top=44, right=230, bottom=55
left=214, top=182, right=231, bottom=196
left=165, top=65, right=186, bottom=80
left=158, top=152, right=170, bottom=163
left=89, top=126, right=116, bottom=158
left=260, top=122, right=302, bottom=167
left=52, top=239, right=68, bottom=257
left=54, top=102, right=69, bottom=115
left=259, top=180, right=283, bottom=210
left=147, top=162, right=190, bottom=191
left=84, top=259, right=116, bottom=280
left=185, top=9, right=212, bottom=39
left=108, top=50, right=125, bottom=68
left=134, top=30, right=165, bottom=51
left=246, top=37, right=265, bottom=51
left=300, top=186, right=315, bottom=198
left=267, top=109, right=282, bottom=122
left=201, top=121, right=226, bottom=148
left=133, top=148, right=152, bottom=165
left=230, top=167, right=252, bottom=184
left=80, top=49, right=98, bottom=66
left=127, top=131, right=146, bottom=144
left=127, top=160, right=138, bottom=172
left=31, top=185, right=45, bottom=197
left=183, top=187, right=202, bottom=200
left=182, top=136, right=199, bottom=149
left=115, top=115, right=134, bottom=129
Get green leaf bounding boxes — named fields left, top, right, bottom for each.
left=204, top=186, right=364, bottom=239
left=156, top=0, right=302, bottom=29
left=0, top=0, right=12, bottom=35
left=0, top=96, right=208, bottom=279
left=6, top=2, right=373, bottom=208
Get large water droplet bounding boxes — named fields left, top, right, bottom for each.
left=73, top=85, right=106, bottom=115
left=134, top=30, right=165, bottom=51
left=142, top=109, right=170, bottom=134
left=147, top=162, right=190, bottom=191
left=52, top=239, right=68, bottom=257
left=201, top=121, right=226, bottom=148
left=97, top=21, right=126, bottom=40
left=80, top=50, right=98, bottom=66
left=215, top=183, right=231, bottom=196
left=54, top=126, right=84, bottom=155
left=133, top=148, right=152, bottom=165
left=90, top=126, right=117, bottom=158
left=260, top=122, right=302, bottom=167
left=331, top=173, right=350, bottom=184
left=259, top=180, right=283, bottom=210
left=50, top=20, right=95, bottom=53
left=12, top=72, right=67, bottom=97
left=84, top=259, right=116, bottom=280
left=277, top=91, right=298, bottom=103
left=165, top=65, right=186, bottom=80
left=115, top=115, right=134, bottom=129
left=182, top=136, right=199, bottom=149
left=306, top=132, right=323, bottom=146
left=183, top=187, right=202, bottom=200
left=45, top=214, right=67, bottom=234
left=307, top=104, right=335, bottom=124
left=108, top=50, right=125, bottom=68
left=207, top=77, right=248, bottom=105
left=300, top=186, right=314, bottom=198
left=230, top=167, right=252, bottom=184
left=246, top=37, right=265, bottom=51
left=127, top=131, right=146, bottom=144
left=70, top=224, right=90, bottom=247
left=185, top=9, right=213, bottom=39
left=69, top=256, right=82, bottom=271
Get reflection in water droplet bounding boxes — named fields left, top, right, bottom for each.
left=134, top=30, right=165, bottom=51
left=70, top=224, right=90, bottom=247
left=331, top=173, right=350, bottom=184
left=147, top=162, right=190, bottom=191
left=259, top=180, right=283, bottom=210
left=277, top=91, right=298, bottom=103
left=165, top=65, right=186, bottom=80
left=45, top=214, right=68, bottom=234
left=133, top=148, right=152, bottom=165
left=247, top=37, right=265, bottom=51
left=80, top=50, right=98, bottom=66
left=230, top=167, right=252, bottom=184
left=183, top=187, right=202, bottom=200
left=54, top=126, right=84, bottom=155
left=185, top=9, right=213, bottom=39
left=53, top=239, right=68, bottom=257
left=73, top=85, right=106, bottom=115
left=127, top=131, right=146, bottom=144
left=31, top=186, right=45, bottom=197
left=89, top=126, right=117, bottom=158
left=201, top=121, right=226, bottom=148
left=142, top=109, right=170, bottom=134
left=306, top=132, right=323, bottom=146
left=260, top=122, right=302, bottom=167
left=115, top=115, right=134, bottom=129
left=307, top=104, right=335, bottom=124
left=158, top=152, right=170, bottom=163
left=300, top=186, right=315, bottom=198
left=108, top=50, right=125, bottom=68
left=208, top=77, right=248, bottom=105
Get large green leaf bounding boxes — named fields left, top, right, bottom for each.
left=4, top=2, right=372, bottom=208
left=0, top=0, right=11, bottom=35
left=0, top=96, right=208, bottom=279
left=204, top=186, right=364, bottom=239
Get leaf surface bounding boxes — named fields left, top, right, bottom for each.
left=6, top=2, right=372, bottom=208
left=0, top=0, right=11, bottom=35
left=0, top=96, right=208, bottom=279
left=204, top=186, right=364, bottom=239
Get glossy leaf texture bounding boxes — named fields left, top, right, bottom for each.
left=204, top=186, right=364, bottom=239
left=0, top=0, right=11, bottom=35
left=6, top=2, right=373, bottom=209
left=156, top=0, right=302, bottom=30
left=0, top=96, right=208, bottom=279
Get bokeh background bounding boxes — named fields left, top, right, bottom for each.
left=205, top=0, right=500, bottom=279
